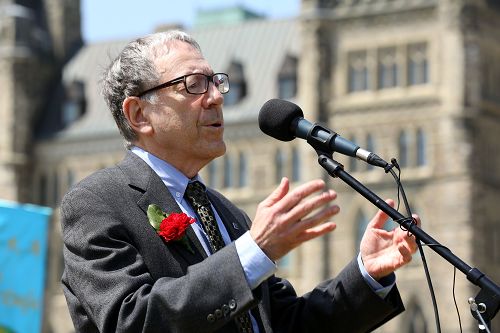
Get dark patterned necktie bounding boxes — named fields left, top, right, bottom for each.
left=184, top=181, right=254, bottom=333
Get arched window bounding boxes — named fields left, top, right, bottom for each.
left=398, top=130, right=410, bottom=168
left=238, top=152, right=248, bottom=188
left=224, top=61, right=246, bottom=106
left=13, top=7, right=34, bottom=45
left=408, top=43, right=429, bottom=86
left=207, top=161, right=218, bottom=188
left=378, top=47, right=398, bottom=89
left=348, top=51, right=369, bottom=92
left=278, top=55, right=298, bottom=100
left=223, top=155, right=233, bottom=188
left=62, top=81, right=86, bottom=126
left=416, top=128, right=427, bottom=166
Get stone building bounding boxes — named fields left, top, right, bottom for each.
left=0, top=0, right=499, bottom=332
left=299, top=1, right=500, bottom=331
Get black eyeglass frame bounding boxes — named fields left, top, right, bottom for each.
left=136, top=72, right=229, bottom=97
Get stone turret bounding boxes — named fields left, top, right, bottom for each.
left=0, top=0, right=82, bottom=202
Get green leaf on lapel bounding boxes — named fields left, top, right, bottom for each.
left=147, top=204, right=167, bottom=230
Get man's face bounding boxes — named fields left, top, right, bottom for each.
left=145, top=41, right=226, bottom=174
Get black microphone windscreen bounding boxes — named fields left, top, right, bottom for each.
left=258, top=99, right=304, bottom=141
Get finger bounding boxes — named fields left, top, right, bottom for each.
left=412, top=214, right=421, bottom=227
left=276, top=179, right=326, bottom=212
left=396, top=226, right=418, bottom=252
left=285, top=189, right=337, bottom=222
left=296, top=222, right=337, bottom=243
left=367, top=199, right=395, bottom=229
left=403, top=232, right=419, bottom=253
left=260, top=177, right=290, bottom=207
left=290, top=204, right=340, bottom=233
left=398, top=243, right=413, bottom=264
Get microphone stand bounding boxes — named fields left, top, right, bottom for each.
left=316, top=152, right=500, bottom=332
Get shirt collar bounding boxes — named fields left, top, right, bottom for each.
left=130, top=146, right=203, bottom=198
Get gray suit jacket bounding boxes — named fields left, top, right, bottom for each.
left=61, top=151, right=405, bottom=333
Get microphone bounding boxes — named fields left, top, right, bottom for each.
left=258, top=99, right=389, bottom=168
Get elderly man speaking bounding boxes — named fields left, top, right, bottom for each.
left=60, top=30, right=419, bottom=333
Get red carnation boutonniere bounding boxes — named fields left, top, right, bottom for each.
left=147, top=204, right=195, bottom=254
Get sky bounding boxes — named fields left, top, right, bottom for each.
left=81, top=0, right=301, bottom=43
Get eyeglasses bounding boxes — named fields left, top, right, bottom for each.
left=137, top=73, right=230, bottom=97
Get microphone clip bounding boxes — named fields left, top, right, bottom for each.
left=306, top=123, right=338, bottom=153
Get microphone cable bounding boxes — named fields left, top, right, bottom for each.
left=385, top=158, right=446, bottom=333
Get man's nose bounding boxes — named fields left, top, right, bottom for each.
left=204, top=81, right=224, bottom=106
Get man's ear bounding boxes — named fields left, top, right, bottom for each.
left=122, top=96, right=153, bottom=136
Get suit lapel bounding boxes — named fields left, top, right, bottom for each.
left=184, top=226, right=209, bottom=259
left=119, top=151, right=206, bottom=267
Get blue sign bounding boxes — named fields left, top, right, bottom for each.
left=0, top=201, right=52, bottom=333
